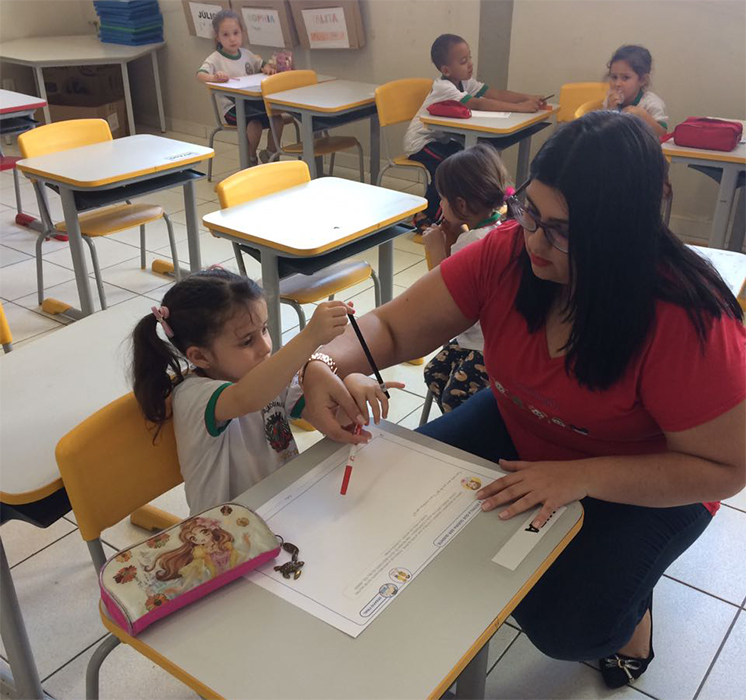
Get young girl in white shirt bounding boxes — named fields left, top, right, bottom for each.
left=196, top=10, right=281, bottom=165
left=603, top=45, right=668, bottom=138
left=132, top=268, right=400, bottom=514
left=422, top=144, right=509, bottom=413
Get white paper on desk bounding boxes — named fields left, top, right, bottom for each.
left=246, top=427, right=503, bottom=637
left=468, top=110, right=511, bottom=119
left=206, top=74, right=266, bottom=91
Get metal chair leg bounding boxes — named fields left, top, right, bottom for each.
left=371, top=270, right=381, bottom=307
left=139, top=224, right=146, bottom=269
left=728, top=188, right=745, bottom=252
left=356, top=143, right=365, bottom=183
left=419, top=390, right=434, bottom=427
left=207, top=126, right=221, bottom=182
left=163, top=213, right=181, bottom=281
left=35, top=230, right=46, bottom=306
left=329, top=152, right=336, bottom=176
left=283, top=299, right=306, bottom=329
left=86, top=634, right=120, bottom=700
left=83, top=236, right=107, bottom=310
left=232, top=243, right=247, bottom=276
left=12, top=168, right=23, bottom=216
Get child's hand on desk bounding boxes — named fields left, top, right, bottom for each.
left=342, top=374, right=405, bottom=425
left=262, top=64, right=277, bottom=75
left=213, top=71, right=230, bottom=82
left=305, top=301, right=352, bottom=346
left=514, top=97, right=542, bottom=113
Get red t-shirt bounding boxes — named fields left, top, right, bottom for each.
left=440, top=221, right=746, bottom=516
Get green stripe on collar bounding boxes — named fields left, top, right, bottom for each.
left=218, top=47, right=242, bottom=60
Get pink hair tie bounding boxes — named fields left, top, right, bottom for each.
left=151, top=305, right=174, bottom=338
left=503, top=186, right=516, bottom=202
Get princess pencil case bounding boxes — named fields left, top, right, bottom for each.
left=99, top=503, right=280, bottom=635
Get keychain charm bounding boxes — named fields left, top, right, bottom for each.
left=274, top=541, right=304, bottom=580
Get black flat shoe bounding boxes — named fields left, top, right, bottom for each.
left=600, top=593, right=654, bottom=688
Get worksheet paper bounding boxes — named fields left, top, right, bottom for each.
left=206, top=74, right=266, bottom=91
left=468, top=110, right=511, bottom=118
left=246, top=427, right=503, bottom=637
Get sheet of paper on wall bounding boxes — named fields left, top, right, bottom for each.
left=246, top=427, right=503, bottom=637
left=189, top=2, right=225, bottom=39
left=242, top=7, right=286, bottom=48
left=302, top=7, right=350, bottom=49
left=206, top=74, right=266, bottom=91
left=468, top=110, right=511, bottom=119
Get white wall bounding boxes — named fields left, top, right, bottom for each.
left=507, top=0, right=746, bottom=239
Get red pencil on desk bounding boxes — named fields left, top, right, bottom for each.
left=340, top=425, right=362, bottom=496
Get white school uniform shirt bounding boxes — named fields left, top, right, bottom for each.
left=172, top=373, right=302, bottom=515
left=450, top=216, right=502, bottom=352
left=603, top=89, right=669, bottom=129
left=197, top=47, right=263, bottom=117
left=403, top=77, right=488, bottom=156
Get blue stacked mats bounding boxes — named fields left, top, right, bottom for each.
left=94, top=0, right=163, bottom=45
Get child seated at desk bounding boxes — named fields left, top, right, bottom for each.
left=131, top=268, right=399, bottom=514
left=196, top=9, right=282, bottom=166
left=405, top=33, right=545, bottom=232
left=603, top=44, right=668, bottom=139
left=422, top=144, right=509, bottom=413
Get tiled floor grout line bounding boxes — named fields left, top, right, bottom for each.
left=8, top=528, right=79, bottom=571
left=692, top=603, right=743, bottom=700
left=486, top=628, right=522, bottom=677
left=720, top=501, right=746, bottom=515
left=40, top=633, right=109, bottom=684
left=661, top=573, right=744, bottom=610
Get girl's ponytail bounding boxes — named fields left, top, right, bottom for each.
left=132, top=313, right=185, bottom=429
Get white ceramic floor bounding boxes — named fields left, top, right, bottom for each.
left=1, top=128, right=745, bottom=700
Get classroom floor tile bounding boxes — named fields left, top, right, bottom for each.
left=723, top=486, right=746, bottom=513
left=94, top=254, right=180, bottom=295
left=697, top=610, right=746, bottom=700
left=0, top=244, right=32, bottom=267
left=42, top=237, right=142, bottom=272
left=1, top=300, right=65, bottom=342
left=14, top=278, right=138, bottom=318
left=1, top=516, right=76, bottom=569
left=0, top=224, right=69, bottom=258
left=108, top=218, right=190, bottom=253
left=0, top=257, right=75, bottom=300
left=169, top=200, right=224, bottom=233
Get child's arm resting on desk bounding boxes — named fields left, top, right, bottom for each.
left=197, top=70, right=229, bottom=83
left=468, top=89, right=545, bottom=113
left=213, top=301, right=351, bottom=422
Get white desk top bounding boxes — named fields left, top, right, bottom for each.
left=421, top=104, right=557, bottom=135
left=0, top=297, right=153, bottom=504
left=265, top=80, right=378, bottom=113
left=0, top=88, right=46, bottom=115
left=126, top=421, right=583, bottom=700
left=0, top=35, right=164, bottom=66
left=662, top=120, right=746, bottom=165
left=207, top=73, right=335, bottom=97
left=17, top=134, right=213, bottom=188
left=691, top=245, right=746, bottom=297
left=203, top=177, right=426, bottom=255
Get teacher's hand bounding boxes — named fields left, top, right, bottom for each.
left=301, top=361, right=371, bottom=445
left=476, top=459, right=588, bottom=528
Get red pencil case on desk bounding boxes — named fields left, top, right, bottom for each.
left=427, top=100, right=472, bottom=119
left=661, top=118, right=742, bottom=152
left=99, top=503, right=281, bottom=636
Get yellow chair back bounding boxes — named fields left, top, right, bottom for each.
left=18, top=118, right=112, bottom=158
left=56, top=392, right=182, bottom=542
left=574, top=98, right=605, bottom=119
left=0, top=301, right=12, bottom=348
left=216, top=160, right=311, bottom=209
left=556, top=82, right=607, bottom=123
left=375, top=78, right=433, bottom=128
left=261, top=70, right=317, bottom=117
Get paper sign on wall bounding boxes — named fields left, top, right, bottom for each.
left=242, top=7, right=286, bottom=48
left=189, top=2, right=225, bottom=39
left=301, top=6, right=349, bottom=48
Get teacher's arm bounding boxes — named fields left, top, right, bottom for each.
left=302, top=267, right=473, bottom=442
left=478, top=400, right=746, bottom=527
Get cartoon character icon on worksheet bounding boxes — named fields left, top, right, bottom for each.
left=461, top=477, right=482, bottom=491
left=379, top=583, right=399, bottom=598
left=389, top=568, right=412, bottom=584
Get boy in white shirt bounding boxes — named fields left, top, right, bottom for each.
left=405, top=34, right=545, bottom=230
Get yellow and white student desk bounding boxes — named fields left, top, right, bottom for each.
left=264, top=79, right=381, bottom=182
left=0, top=297, right=155, bottom=700
left=421, top=105, right=558, bottom=185
left=98, top=422, right=583, bottom=700
left=203, top=177, right=426, bottom=347
left=206, top=73, right=335, bottom=171
left=16, top=135, right=213, bottom=318
left=662, top=121, right=746, bottom=251
left=0, top=35, right=166, bottom=135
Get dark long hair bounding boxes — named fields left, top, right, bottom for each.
left=434, top=143, right=508, bottom=216
left=513, top=111, right=741, bottom=391
left=607, top=44, right=652, bottom=79
left=132, top=268, right=263, bottom=431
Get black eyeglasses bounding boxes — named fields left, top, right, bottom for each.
left=506, top=181, right=570, bottom=254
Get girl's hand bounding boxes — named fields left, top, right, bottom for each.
left=513, top=98, right=541, bottom=113
left=622, top=105, right=645, bottom=118
left=476, top=459, right=589, bottom=528
left=343, top=374, right=405, bottom=424
left=606, top=87, right=623, bottom=108
left=305, top=300, right=352, bottom=347
left=262, top=64, right=277, bottom=75
left=214, top=71, right=230, bottom=82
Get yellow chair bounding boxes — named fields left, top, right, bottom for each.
left=261, top=70, right=365, bottom=181
left=0, top=301, right=13, bottom=353
left=374, top=78, right=433, bottom=190
left=56, top=392, right=189, bottom=698
left=556, top=82, right=607, bottom=123
left=574, top=98, right=604, bottom=119
left=18, top=119, right=180, bottom=314
left=216, top=161, right=381, bottom=329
